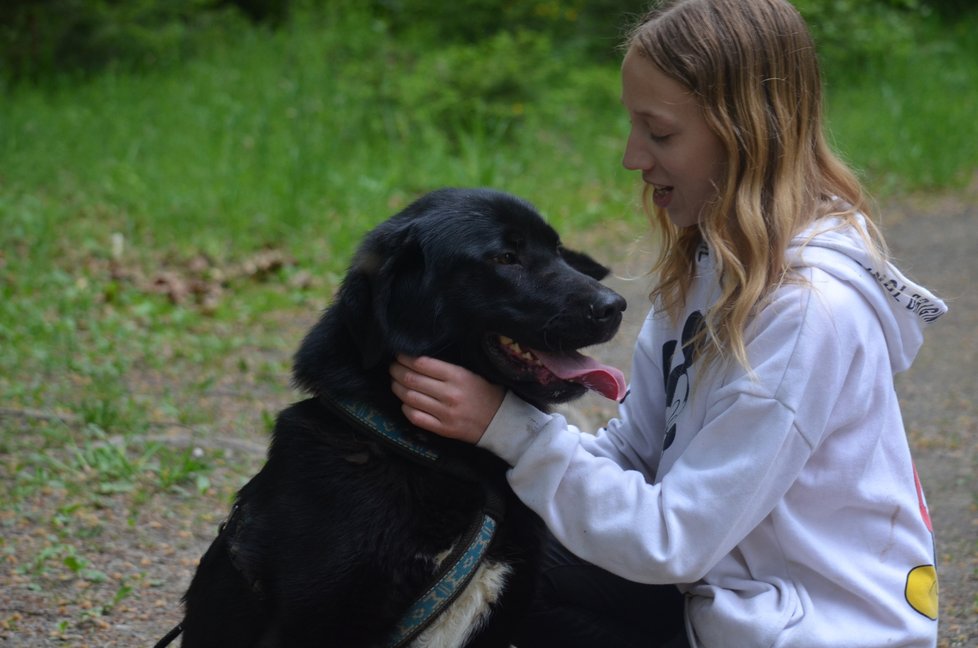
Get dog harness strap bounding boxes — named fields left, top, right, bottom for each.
left=321, top=393, right=442, bottom=463
left=386, top=513, right=499, bottom=648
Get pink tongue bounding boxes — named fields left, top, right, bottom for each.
left=533, top=349, right=627, bottom=401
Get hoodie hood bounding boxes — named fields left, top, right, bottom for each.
left=787, top=218, right=947, bottom=373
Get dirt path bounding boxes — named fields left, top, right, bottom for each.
left=882, top=198, right=977, bottom=643
left=1, top=195, right=974, bottom=647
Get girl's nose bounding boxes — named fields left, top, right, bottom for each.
left=622, top=131, right=652, bottom=171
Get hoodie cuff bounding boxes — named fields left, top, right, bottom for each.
left=477, top=390, right=553, bottom=466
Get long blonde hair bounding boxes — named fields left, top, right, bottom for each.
left=627, top=0, right=886, bottom=372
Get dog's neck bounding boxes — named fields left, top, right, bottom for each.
left=291, top=303, right=426, bottom=420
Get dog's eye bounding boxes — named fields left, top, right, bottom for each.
left=492, top=252, right=519, bottom=265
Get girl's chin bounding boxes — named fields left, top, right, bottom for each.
left=664, top=207, right=698, bottom=229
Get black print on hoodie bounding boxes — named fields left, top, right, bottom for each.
left=661, top=310, right=705, bottom=450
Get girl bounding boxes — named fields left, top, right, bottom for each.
left=390, top=0, right=945, bottom=646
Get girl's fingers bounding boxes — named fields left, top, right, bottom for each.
left=390, top=373, right=445, bottom=419
left=399, top=354, right=460, bottom=383
left=400, top=403, right=445, bottom=435
left=390, top=354, right=502, bottom=444
left=390, top=358, right=446, bottom=400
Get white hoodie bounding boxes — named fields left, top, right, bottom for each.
left=479, top=219, right=946, bottom=647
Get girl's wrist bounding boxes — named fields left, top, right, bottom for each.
left=477, top=391, right=553, bottom=465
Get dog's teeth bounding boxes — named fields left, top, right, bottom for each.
left=499, top=335, right=542, bottom=366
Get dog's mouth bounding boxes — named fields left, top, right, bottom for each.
left=486, top=334, right=626, bottom=402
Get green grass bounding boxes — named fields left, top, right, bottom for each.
left=0, top=4, right=975, bottom=543
left=0, top=7, right=634, bottom=437
left=825, top=17, right=978, bottom=193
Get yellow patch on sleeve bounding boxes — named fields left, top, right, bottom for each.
left=905, top=564, right=939, bottom=620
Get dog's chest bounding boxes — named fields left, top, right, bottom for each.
left=409, top=555, right=512, bottom=648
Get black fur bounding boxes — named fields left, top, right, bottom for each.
left=175, top=188, right=626, bottom=647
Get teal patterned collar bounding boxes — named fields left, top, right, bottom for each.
left=323, top=392, right=443, bottom=463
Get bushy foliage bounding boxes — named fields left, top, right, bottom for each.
left=794, top=0, right=931, bottom=72
left=374, top=30, right=562, bottom=139
left=1, top=0, right=968, bottom=84
left=369, top=0, right=636, bottom=60
left=0, top=0, right=261, bottom=81
left=922, top=0, right=975, bottom=18
left=310, top=3, right=617, bottom=145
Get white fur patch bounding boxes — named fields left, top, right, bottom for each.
left=409, top=558, right=512, bottom=648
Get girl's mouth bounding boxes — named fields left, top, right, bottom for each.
left=651, top=185, right=674, bottom=209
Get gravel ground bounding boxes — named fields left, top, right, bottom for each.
left=1, top=193, right=974, bottom=647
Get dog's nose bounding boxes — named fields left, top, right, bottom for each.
left=589, top=291, right=627, bottom=323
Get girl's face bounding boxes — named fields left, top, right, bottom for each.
left=621, top=46, right=726, bottom=228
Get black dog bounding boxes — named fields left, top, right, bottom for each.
left=163, top=188, right=627, bottom=647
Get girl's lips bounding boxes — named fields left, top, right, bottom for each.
left=651, top=185, right=674, bottom=209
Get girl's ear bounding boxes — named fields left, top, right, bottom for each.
left=561, top=247, right=611, bottom=281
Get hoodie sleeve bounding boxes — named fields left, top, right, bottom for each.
left=580, top=317, right=670, bottom=477
left=478, top=272, right=862, bottom=584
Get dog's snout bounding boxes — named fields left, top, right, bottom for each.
left=589, top=291, right=627, bottom=323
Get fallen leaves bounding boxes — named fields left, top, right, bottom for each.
left=106, top=245, right=298, bottom=314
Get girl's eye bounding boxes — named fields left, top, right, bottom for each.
left=649, top=132, right=671, bottom=143
left=493, top=252, right=519, bottom=265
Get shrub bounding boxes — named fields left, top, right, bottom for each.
left=0, top=0, right=251, bottom=81
left=793, top=0, right=929, bottom=72
left=380, top=30, right=561, bottom=138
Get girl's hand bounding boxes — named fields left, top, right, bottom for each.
left=390, top=355, right=505, bottom=444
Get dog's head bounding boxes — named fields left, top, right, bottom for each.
left=294, top=188, right=626, bottom=408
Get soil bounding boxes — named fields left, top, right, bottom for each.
left=1, top=193, right=974, bottom=647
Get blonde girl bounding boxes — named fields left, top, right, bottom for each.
left=391, top=0, right=945, bottom=645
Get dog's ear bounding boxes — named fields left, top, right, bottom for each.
left=342, top=223, right=449, bottom=369
left=371, top=231, right=451, bottom=361
left=561, top=246, right=610, bottom=281
left=291, top=264, right=379, bottom=393
left=337, top=257, right=387, bottom=370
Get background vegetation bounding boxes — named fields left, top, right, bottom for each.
left=1, top=0, right=976, bottom=639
